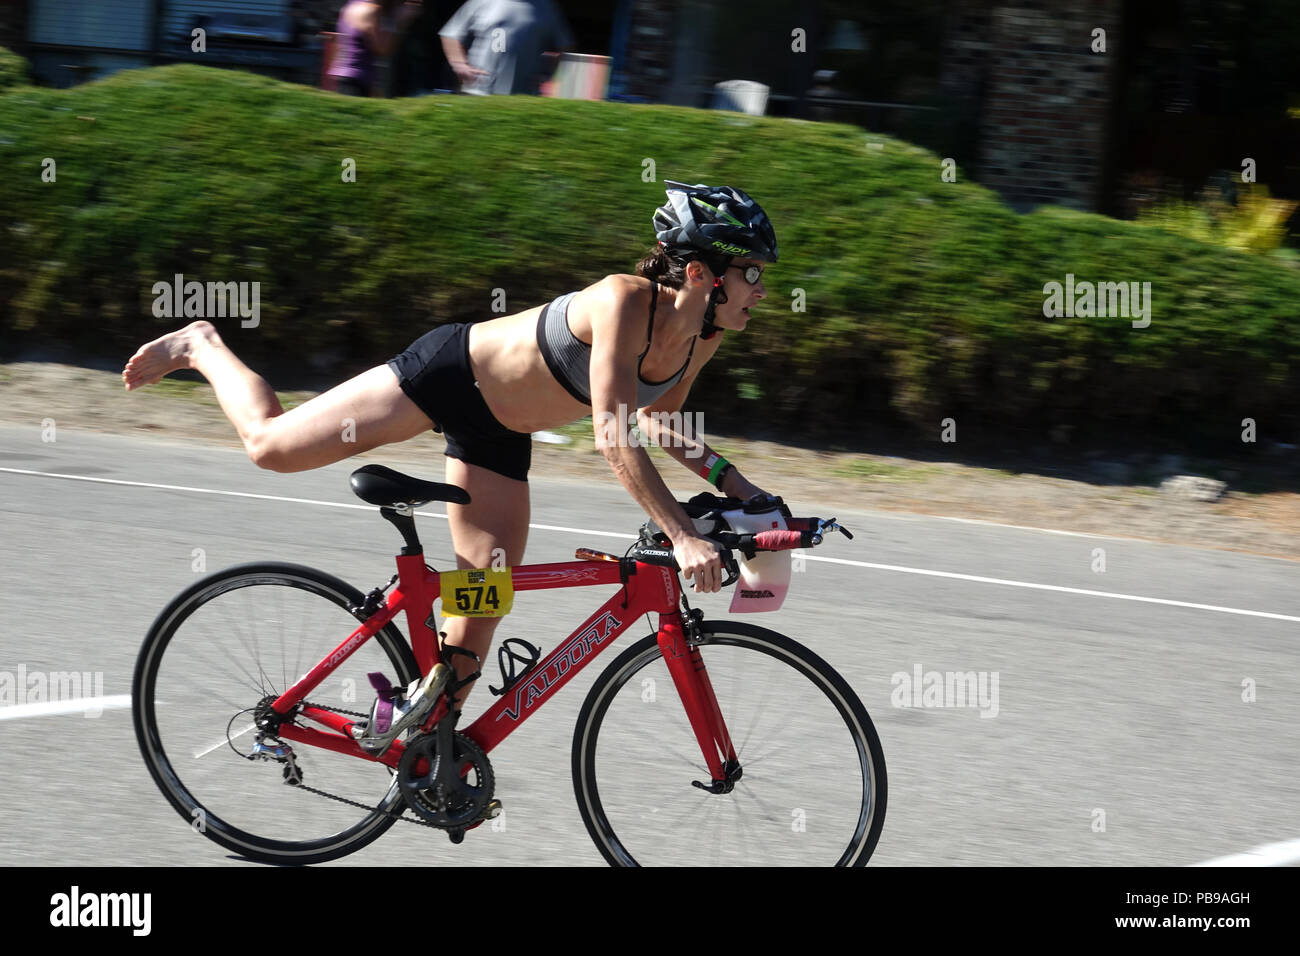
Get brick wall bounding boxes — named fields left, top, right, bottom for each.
left=944, top=0, right=1120, bottom=211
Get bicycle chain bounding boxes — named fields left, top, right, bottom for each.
left=302, top=701, right=368, bottom=720
left=288, top=700, right=496, bottom=831
left=286, top=701, right=443, bottom=829
left=291, top=781, right=443, bottom=829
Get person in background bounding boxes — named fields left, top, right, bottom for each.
left=329, top=0, right=425, bottom=96
left=439, top=0, right=575, bottom=95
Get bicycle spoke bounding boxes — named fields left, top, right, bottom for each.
left=574, top=626, right=883, bottom=866
left=135, top=565, right=420, bottom=864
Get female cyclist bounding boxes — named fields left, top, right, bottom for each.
left=122, top=180, right=778, bottom=727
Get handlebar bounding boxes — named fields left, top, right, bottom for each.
left=614, top=493, right=855, bottom=591
left=627, top=540, right=744, bottom=588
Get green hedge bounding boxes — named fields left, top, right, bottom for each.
left=2, top=65, right=1298, bottom=452
left=0, top=46, right=30, bottom=90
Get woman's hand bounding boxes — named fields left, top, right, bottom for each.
left=675, top=535, right=726, bottom=593
left=721, top=467, right=768, bottom=502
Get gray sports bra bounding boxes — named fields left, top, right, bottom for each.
left=536, top=281, right=697, bottom=407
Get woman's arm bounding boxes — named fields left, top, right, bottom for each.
left=634, top=332, right=768, bottom=500
left=639, top=413, right=767, bottom=500
left=586, top=280, right=726, bottom=593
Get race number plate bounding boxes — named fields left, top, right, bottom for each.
left=440, top=568, right=514, bottom=617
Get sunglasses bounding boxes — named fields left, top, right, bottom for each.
left=727, top=264, right=765, bottom=285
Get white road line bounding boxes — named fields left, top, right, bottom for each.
left=1191, top=837, right=1300, bottom=866
left=863, top=510, right=1300, bottom=564
left=527, top=521, right=634, bottom=540
left=0, top=467, right=382, bottom=513
left=0, top=467, right=637, bottom=539
left=885, top=511, right=1158, bottom=542
left=3, top=467, right=1297, bottom=623
left=0, top=695, right=132, bottom=720
left=195, top=722, right=255, bottom=759
left=802, top=554, right=1300, bottom=623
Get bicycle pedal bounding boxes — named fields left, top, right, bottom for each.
left=463, top=799, right=502, bottom=834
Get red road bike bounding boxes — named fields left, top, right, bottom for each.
left=132, top=464, right=886, bottom=865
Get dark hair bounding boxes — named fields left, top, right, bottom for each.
left=635, top=244, right=727, bottom=289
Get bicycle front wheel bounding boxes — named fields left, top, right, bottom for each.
left=133, top=562, right=421, bottom=865
left=573, top=620, right=886, bottom=866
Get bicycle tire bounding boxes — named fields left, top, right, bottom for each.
left=572, top=620, right=886, bottom=866
left=133, top=562, right=421, bottom=865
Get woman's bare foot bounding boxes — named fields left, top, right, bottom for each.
left=122, top=321, right=220, bottom=391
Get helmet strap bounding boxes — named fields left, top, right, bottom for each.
left=701, top=278, right=726, bottom=340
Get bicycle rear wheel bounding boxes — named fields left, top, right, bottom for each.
left=572, top=620, right=886, bottom=866
left=133, top=562, right=421, bottom=865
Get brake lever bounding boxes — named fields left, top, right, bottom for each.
left=819, top=518, right=854, bottom=541
left=719, top=551, right=740, bottom=587
left=678, top=549, right=740, bottom=590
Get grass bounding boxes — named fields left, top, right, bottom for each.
left=832, top=458, right=942, bottom=482
left=540, top=417, right=601, bottom=455
left=148, top=377, right=206, bottom=399
left=141, top=374, right=304, bottom=413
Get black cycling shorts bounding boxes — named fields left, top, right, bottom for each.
left=387, top=323, right=532, bottom=482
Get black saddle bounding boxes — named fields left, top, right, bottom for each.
left=349, top=464, right=471, bottom=509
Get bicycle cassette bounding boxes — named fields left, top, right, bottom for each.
left=396, top=730, right=495, bottom=829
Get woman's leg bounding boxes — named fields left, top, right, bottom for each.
left=440, top=458, right=530, bottom=708
left=122, top=321, right=434, bottom=472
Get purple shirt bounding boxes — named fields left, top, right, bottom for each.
left=329, top=1, right=375, bottom=86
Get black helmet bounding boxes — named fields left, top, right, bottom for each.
left=653, top=181, right=778, bottom=263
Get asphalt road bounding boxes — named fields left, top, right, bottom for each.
left=2, top=423, right=1298, bottom=866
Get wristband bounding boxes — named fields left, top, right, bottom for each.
left=699, top=453, right=731, bottom=489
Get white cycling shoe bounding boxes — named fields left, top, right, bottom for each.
left=354, top=664, right=451, bottom=757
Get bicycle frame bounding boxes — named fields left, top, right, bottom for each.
left=268, top=551, right=738, bottom=782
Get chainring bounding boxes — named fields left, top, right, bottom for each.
left=396, top=731, right=494, bottom=829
